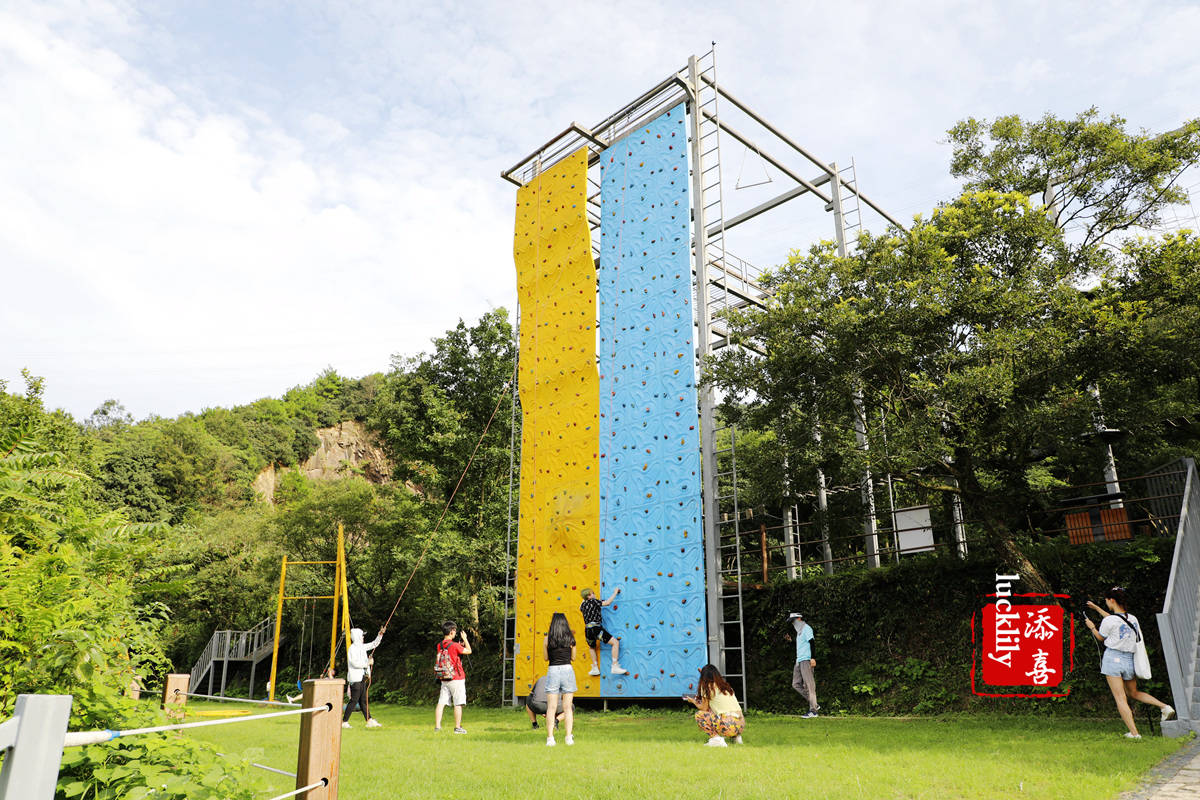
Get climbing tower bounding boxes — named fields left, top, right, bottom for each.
left=501, top=48, right=899, bottom=704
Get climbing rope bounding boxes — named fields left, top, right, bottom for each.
left=296, top=598, right=307, bottom=683
left=382, top=357, right=518, bottom=631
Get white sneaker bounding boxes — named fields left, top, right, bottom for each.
left=705, top=736, right=727, bottom=747
left=611, top=663, right=629, bottom=675
left=1123, top=732, right=1142, bottom=739
left=734, top=735, right=743, bottom=744
left=546, top=736, right=556, bottom=747
left=341, top=722, right=351, bottom=729
left=1162, top=705, right=1177, bottom=721
left=286, top=694, right=302, bottom=704
left=366, top=718, right=382, bottom=728
left=565, top=734, right=574, bottom=746
left=588, top=667, right=601, bottom=676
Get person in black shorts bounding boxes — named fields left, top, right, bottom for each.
left=579, top=587, right=628, bottom=676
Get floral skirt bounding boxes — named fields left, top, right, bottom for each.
left=695, top=710, right=745, bottom=738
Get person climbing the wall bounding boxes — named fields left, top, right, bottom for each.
left=579, top=586, right=628, bottom=675
left=434, top=620, right=471, bottom=733
left=785, top=612, right=819, bottom=718
left=342, top=625, right=385, bottom=728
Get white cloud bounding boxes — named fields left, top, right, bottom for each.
left=2, top=0, right=1198, bottom=418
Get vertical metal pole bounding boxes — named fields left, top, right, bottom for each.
left=268, top=556, right=287, bottom=703
left=249, top=658, right=257, bottom=700
left=1089, top=385, right=1123, bottom=507
left=813, top=426, right=833, bottom=574
left=783, top=504, right=798, bottom=580
left=950, top=480, right=969, bottom=558
left=208, top=634, right=217, bottom=696
left=852, top=390, right=880, bottom=568
left=219, top=633, right=230, bottom=697
left=831, top=162, right=880, bottom=569
left=0, top=694, right=73, bottom=800
left=688, top=54, right=724, bottom=668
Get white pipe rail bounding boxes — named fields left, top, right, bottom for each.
left=62, top=703, right=330, bottom=748
left=185, top=691, right=300, bottom=707
left=217, top=753, right=296, bottom=778
left=267, top=779, right=326, bottom=800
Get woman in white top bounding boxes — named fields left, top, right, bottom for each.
left=1083, top=587, right=1174, bottom=739
left=684, top=664, right=745, bottom=747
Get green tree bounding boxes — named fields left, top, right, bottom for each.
left=0, top=395, right=254, bottom=799
left=710, top=191, right=1145, bottom=583
left=948, top=109, right=1200, bottom=246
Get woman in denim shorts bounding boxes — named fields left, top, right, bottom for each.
left=1084, top=587, right=1175, bottom=739
left=543, top=612, right=577, bottom=747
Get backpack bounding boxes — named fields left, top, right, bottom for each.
left=434, top=642, right=456, bottom=681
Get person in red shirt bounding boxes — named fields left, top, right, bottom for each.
left=434, top=620, right=471, bottom=733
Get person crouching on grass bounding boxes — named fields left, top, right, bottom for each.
left=684, top=664, right=744, bottom=747
left=1083, top=587, right=1175, bottom=739
left=434, top=621, right=471, bottom=734
left=543, top=612, right=577, bottom=746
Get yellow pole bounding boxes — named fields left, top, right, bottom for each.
left=339, top=523, right=352, bottom=653
left=328, top=540, right=340, bottom=676
left=268, top=556, right=288, bottom=703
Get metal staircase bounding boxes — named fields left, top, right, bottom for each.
left=189, top=616, right=274, bottom=699
left=1155, top=458, right=1200, bottom=736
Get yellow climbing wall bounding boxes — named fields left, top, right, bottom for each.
left=513, top=148, right=601, bottom=698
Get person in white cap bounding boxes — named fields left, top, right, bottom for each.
left=343, top=625, right=385, bottom=728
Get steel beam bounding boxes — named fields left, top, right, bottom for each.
left=700, top=75, right=905, bottom=229
left=703, top=110, right=833, bottom=207
left=708, top=175, right=833, bottom=238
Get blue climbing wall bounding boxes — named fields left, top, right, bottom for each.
left=597, top=104, right=707, bottom=698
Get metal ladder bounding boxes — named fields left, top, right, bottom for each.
left=501, top=338, right=521, bottom=706
left=838, top=159, right=864, bottom=247
left=693, top=50, right=733, bottom=335
left=714, top=425, right=748, bottom=706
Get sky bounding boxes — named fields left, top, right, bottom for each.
left=3, top=0, right=1198, bottom=420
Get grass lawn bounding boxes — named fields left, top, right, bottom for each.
left=183, top=701, right=1188, bottom=800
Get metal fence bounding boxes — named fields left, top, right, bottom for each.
left=1154, top=458, right=1200, bottom=734
left=720, top=468, right=1190, bottom=583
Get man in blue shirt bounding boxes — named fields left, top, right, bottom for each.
left=787, top=612, right=818, bottom=718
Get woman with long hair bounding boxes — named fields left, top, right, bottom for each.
left=684, top=664, right=744, bottom=747
left=1083, top=586, right=1175, bottom=739
left=543, top=612, right=577, bottom=746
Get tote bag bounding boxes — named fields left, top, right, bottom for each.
left=1118, top=613, right=1152, bottom=680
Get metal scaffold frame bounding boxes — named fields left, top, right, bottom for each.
left=501, top=46, right=900, bottom=705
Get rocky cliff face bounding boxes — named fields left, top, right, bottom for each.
left=252, top=420, right=392, bottom=503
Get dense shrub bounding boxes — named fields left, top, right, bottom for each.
left=743, top=537, right=1177, bottom=716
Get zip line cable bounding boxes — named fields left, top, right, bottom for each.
left=382, top=358, right=518, bottom=631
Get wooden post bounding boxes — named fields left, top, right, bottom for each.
left=162, top=673, right=189, bottom=720
left=296, top=678, right=343, bottom=799
left=760, top=523, right=769, bottom=583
